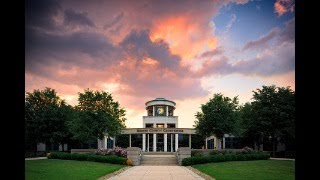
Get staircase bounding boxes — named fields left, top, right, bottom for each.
left=140, top=152, right=178, bottom=166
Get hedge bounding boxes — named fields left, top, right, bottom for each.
left=47, top=152, right=127, bottom=165
left=182, top=153, right=270, bottom=166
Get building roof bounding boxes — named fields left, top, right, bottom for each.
left=145, top=97, right=176, bottom=106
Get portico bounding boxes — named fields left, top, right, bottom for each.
left=121, top=128, right=196, bottom=152
left=98, top=98, right=196, bottom=152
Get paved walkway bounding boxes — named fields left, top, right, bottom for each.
left=107, top=166, right=204, bottom=180
left=25, top=157, right=47, bottom=160
left=270, top=158, right=295, bottom=161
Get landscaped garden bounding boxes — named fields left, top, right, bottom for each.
left=193, top=160, right=295, bottom=180
left=25, top=159, right=126, bottom=180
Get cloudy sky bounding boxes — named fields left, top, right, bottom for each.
left=25, top=0, right=295, bottom=128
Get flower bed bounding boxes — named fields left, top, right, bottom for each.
left=94, top=146, right=127, bottom=158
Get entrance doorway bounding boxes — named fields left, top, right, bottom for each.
left=157, top=134, right=164, bottom=151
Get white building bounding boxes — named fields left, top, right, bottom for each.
left=98, top=98, right=196, bottom=152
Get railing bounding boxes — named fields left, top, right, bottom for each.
left=126, top=147, right=142, bottom=166
left=176, top=147, right=191, bottom=165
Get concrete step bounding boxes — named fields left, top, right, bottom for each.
left=142, top=152, right=175, bottom=155
left=141, top=155, right=178, bottom=166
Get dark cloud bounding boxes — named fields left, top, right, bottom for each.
left=104, top=12, right=124, bottom=30
left=120, top=30, right=182, bottom=71
left=197, top=47, right=225, bottom=58
left=25, top=27, right=123, bottom=77
left=25, top=0, right=61, bottom=29
left=243, top=18, right=295, bottom=51
left=279, top=18, right=295, bottom=43
left=26, top=0, right=294, bottom=103
left=64, top=9, right=95, bottom=27
left=234, top=46, right=294, bottom=76
left=196, top=42, right=294, bottom=77
left=242, top=28, right=280, bottom=51
left=193, top=56, right=232, bottom=77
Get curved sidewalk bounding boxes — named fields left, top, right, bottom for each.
left=107, top=166, right=204, bottom=180
left=25, top=157, right=47, bottom=160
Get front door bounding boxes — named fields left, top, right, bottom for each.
left=157, top=134, right=164, bottom=151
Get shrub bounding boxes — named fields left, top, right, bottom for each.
left=191, top=150, right=202, bottom=157
left=182, top=158, right=193, bottom=166
left=285, top=151, right=296, bottom=159
left=237, top=154, right=246, bottom=161
left=244, top=154, right=253, bottom=160
left=224, top=154, right=232, bottom=161
left=209, top=150, right=219, bottom=155
left=49, top=152, right=127, bottom=165
left=217, top=155, right=225, bottom=162
left=230, top=154, right=237, bottom=161
left=181, top=152, right=270, bottom=166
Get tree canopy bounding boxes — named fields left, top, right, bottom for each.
left=69, top=89, right=126, bottom=143
left=25, top=87, right=72, bottom=150
left=238, top=85, right=295, bottom=154
left=194, top=93, right=239, bottom=139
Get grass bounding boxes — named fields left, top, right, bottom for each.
left=193, top=160, right=295, bottom=180
left=25, top=159, right=126, bottom=180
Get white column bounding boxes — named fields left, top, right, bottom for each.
left=214, top=137, right=218, bottom=149
left=105, top=136, right=108, bottom=149
left=142, top=134, right=146, bottom=151
left=147, top=134, right=150, bottom=152
left=153, top=123, right=157, bottom=152
left=164, top=123, right=167, bottom=152
left=153, top=106, right=155, bottom=116
left=175, top=134, right=178, bottom=151
left=153, top=133, right=157, bottom=152
left=189, top=134, right=192, bottom=148
left=223, top=137, right=225, bottom=149
left=113, top=136, right=116, bottom=148
left=166, top=106, right=169, bottom=116
left=129, top=134, right=131, bottom=147
left=170, top=134, right=173, bottom=152
left=205, top=137, right=208, bottom=149
left=97, top=139, right=101, bottom=149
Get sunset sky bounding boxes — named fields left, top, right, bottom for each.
left=25, top=0, right=295, bottom=128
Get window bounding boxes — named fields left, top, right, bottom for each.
left=157, top=124, right=164, bottom=128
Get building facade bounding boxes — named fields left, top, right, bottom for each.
left=142, top=98, right=179, bottom=152
left=98, top=98, right=196, bottom=152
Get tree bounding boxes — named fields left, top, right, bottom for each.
left=238, top=102, right=264, bottom=150
left=69, top=89, right=126, bottom=144
left=194, top=93, right=239, bottom=141
left=25, top=88, right=72, bottom=152
left=250, top=85, right=295, bottom=157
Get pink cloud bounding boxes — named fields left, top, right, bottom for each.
left=274, top=0, right=295, bottom=16
left=25, top=0, right=295, bottom=128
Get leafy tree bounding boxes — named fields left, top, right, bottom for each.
left=238, top=102, right=264, bottom=150
left=194, top=93, right=239, bottom=140
left=250, top=85, right=295, bottom=156
left=25, top=88, right=72, bottom=152
left=69, top=89, right=126, bottom=144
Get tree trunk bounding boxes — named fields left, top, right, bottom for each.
left=34, top=143, right=37, bottom=156
left=272, top=137, right=276, bottom=157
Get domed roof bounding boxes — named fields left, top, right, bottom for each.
left=145, top=98, right=176, bottom=106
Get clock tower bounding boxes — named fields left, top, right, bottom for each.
left=142, top=98, right=178, bottom=152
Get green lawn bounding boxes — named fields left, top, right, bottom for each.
left=193, top=160, right=295, bottom=180
left=25, top=159, right=126, bottom=180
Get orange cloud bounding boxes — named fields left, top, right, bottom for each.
left=150, top=16, right=217, bottom=66
left=274, top=0, right=295, bottom=16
